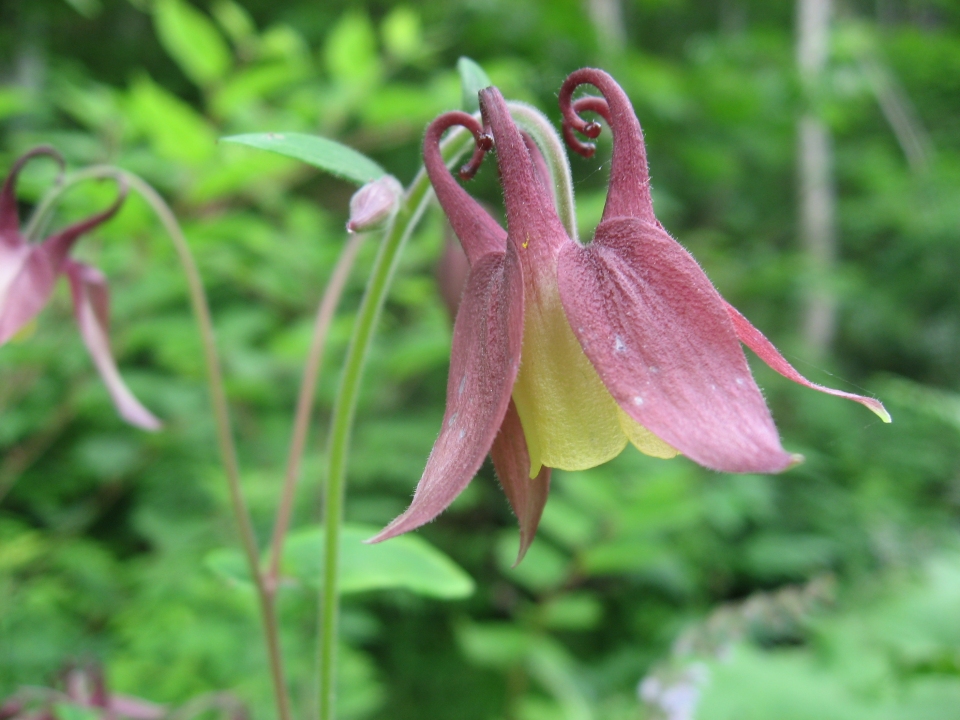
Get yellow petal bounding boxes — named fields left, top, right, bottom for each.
left=512, top=270, right=627, bottom=477
left=617, top=407, right=679, bottom=459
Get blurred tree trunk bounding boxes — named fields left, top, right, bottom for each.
left=797, top=0, right=836, bottom=358
left=586, top=0, right=626, bottom=53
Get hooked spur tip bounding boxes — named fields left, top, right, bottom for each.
left=562, top=123, right=596, bottom=158
left=787, top=453, right=805, bottom=470
left=458, top=133, right=493, bottom=180
left=583, top=120, right=602, bottom=139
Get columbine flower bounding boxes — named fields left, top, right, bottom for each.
left=373, top=72, right=888, bottom=560
left=0, top=147, right=160, bottom=430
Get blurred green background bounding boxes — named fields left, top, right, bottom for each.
left=2, top=0, right=960, bottom=719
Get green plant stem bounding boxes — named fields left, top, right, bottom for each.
left=317, top=129, right=474, bottom=720
left=268, top=229, right=367, bottom=586
left=27, top=167, right=293, bottom=720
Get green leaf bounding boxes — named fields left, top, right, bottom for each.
left=287, top=524, right=474, bottom=599
left=205, top=524, right=474, bottom=600
left=128, top=74, right=217, bottom=165
left=220, top=132, right=385, bottom=185
left=204, top=546, right=251, bottom=589
left=154, top=0, right=232, bottom=87
left=53, top=704, right=103, bottom=720
left=325, top=11, right=381, bottom=86
left=382, top=7, right=423, bottom=64
left=457, top=56, right=492, bottom=113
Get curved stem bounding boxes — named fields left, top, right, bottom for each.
left=27, top=167, right=292, bottom=720
left=317, top=127, right=475, bottom=720
left=268, top=230, right=367, bottom=585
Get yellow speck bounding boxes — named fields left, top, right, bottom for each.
left=522, top=235, right=529, bottom=249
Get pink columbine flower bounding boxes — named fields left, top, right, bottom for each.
left=373, top=71, right=888, bottom=561
left=0, top=147, right=160, bottom=430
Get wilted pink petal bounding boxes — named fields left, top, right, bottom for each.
left=370, top=246, right=524, bottom=542
left=490, top=399, right=551, bottom=565
left=724, top=302, right=891, bottom=422
left=65, top=261, right=161, bottom=431
left=558, top=217, right=794, bottom=473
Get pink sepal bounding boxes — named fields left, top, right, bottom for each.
left=558, top=216, right=794, bottom=473
left=724, top=301, right=891, bottom=422
left=490, top=399, right=551, bottom=566
left=370, top=245, right=524, bottom=542
left=65, top=261, right=161, bottom=430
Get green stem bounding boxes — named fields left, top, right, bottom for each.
left=27, top=168, right=293, bottom=720
left=317, top=129, right=474, bottom=720
left=268, top=229, right=367, bottom=586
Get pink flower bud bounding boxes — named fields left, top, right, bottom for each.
left=346, top=175, right=403, bottom=233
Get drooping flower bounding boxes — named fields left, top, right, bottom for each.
left=373, top=72, right=888, bottom=558
left=0, top=147, right=160, bottom=430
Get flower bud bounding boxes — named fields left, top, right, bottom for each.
left=346, top=175, right=404, bottom=233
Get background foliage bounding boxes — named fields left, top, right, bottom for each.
left=2, top=1, right=960, bottom=719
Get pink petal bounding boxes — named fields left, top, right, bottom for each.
left=0, top=149, right=65, bottom=342
left=0, top=146, right=63, bottom=244
left=559, top=68, right=656, bottom=226
left=521, top=132, right=553, bottom=198
left=0, top=175, right=127, bottom=345
left=557, top=216, right=795, bottom=473
left=490, top=399, right=551, bottom=566
left=724, top=301, right=891, bottom=422
left=478, top=88, right=568, bottom=259
left=370, top=245, right=524, bottom=542
left=0, top=243, right=60, bottom=345
left=40, top=178, right=127, bottom=269
left=65, top=261, right=161, bottom=430
left=423, top=111, right=506, bottom=265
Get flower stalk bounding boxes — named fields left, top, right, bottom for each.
left=26, top=167, right=293, bottom=720
left=317, top=127, right=476, bottom=720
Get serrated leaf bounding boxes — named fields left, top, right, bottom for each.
left=220, top=133, right=385, bottom=185
left=457, top=57, right=492, bottom=113
left=154, top=0, right=232, bottom=87
left=205, top=524, right=474, bottom=600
